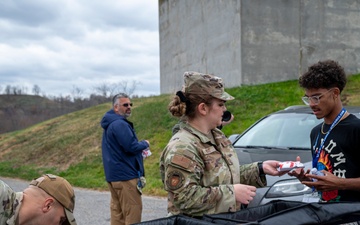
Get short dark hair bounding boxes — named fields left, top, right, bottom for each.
left=112, top=93, right=129, bottom=106
left=299, top=60, right=347, bottom=92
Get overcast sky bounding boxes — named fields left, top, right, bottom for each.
left=0, top=0, right=159, bottom=98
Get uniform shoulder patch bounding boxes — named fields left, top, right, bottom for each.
left=171, top=154, right=192, bottom=169
left=166, top=171, right=185, bottom=190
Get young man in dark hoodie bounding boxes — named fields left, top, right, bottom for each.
left=100, top=93, right=150, bottom=225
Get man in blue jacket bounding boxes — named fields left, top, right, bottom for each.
left=101, top=93, right=150, bottom=225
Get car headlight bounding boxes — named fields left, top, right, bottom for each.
left=265, top=179, right=312, bottom=198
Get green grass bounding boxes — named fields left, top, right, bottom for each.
left=1, top=74, right=359, bottom=197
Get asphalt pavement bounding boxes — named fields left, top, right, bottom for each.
left=1, top=177, right=168, bottom=225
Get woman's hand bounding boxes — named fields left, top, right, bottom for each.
left=233, top=184, right=257, bottom=205
left=262, top=160, right=287, bottom=176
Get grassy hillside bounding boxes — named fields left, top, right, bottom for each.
left=1, top=74, right=359, bottom=196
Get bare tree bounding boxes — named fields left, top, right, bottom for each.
left=5, top=85, right=11, bottom=95
left=7, top=85, right=28, bottom=95
left=71, top=85, right=84, bottom=100
left=32, top=84, right=41, bottom=96
left=11, top=86, right=18, bottom=95
left=93, top=83, right=113, bottom=98
left=114, top=80, right=141, bottom=96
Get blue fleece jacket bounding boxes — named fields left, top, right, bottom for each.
left=100, top=109, right=149, bottom=182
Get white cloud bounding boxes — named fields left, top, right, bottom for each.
left=0, top=0, right=159, bottom=97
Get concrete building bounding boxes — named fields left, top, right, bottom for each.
left=159, top=0, right=360, bottom=94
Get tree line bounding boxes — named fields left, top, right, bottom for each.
left=0, top=80, right=142, bottom=100
left=0, top=81, right=143, bottom=134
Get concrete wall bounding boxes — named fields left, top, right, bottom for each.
left=159, top=0, right=360, bottom=94
left=300, top=0, right=360, bottom=75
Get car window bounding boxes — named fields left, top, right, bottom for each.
left=233, top=113, right=322, bottom=149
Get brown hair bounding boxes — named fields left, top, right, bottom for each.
left=168, top=91, right=213, bottom=120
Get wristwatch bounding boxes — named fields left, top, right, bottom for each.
left=258, top=161, right=265, bottom=176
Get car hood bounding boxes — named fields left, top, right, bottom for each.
left=235, top=146, right=312, bottom=166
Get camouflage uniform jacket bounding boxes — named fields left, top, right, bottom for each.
left=160, top=123, right=266, bottom=216
left=0, top=180, right=23, bottom=225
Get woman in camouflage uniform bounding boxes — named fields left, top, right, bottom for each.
left=160, top=72, right=285, bottom=217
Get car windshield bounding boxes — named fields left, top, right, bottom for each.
left=233, top=113, right=322, bottom=149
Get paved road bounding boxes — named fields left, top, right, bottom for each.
left=1, top=177, right=168, bottom=225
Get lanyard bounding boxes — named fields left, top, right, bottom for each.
left=312, top=108, right=346, bottom=168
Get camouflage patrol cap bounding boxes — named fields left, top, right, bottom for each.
left=184, top=71, right=234, bottom=101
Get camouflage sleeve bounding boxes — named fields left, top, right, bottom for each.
left=0, top=181, right=22, bottom=225
left=239, top=162, right=267, bottom=187
left=161, top=145, right=237, bottom=216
